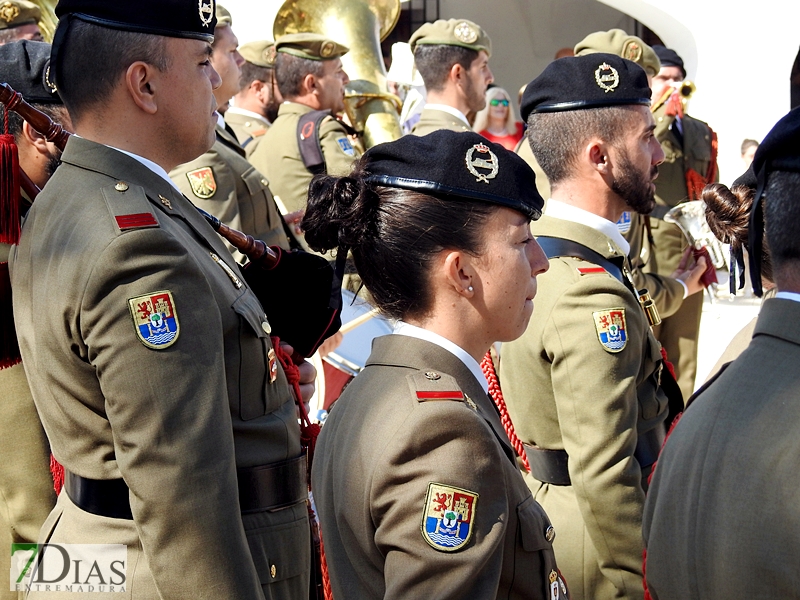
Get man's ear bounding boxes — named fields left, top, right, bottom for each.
left=449, top=62, right=465, bottom=86
left=126, top=61, right=158, bottom=114
left=587, top=139, right=611, bottom=176
left=302, top=72, right=318, bottom=97
left=21, top=120, right=50, bottom=154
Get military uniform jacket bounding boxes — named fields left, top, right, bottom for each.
left=11, top=137, right=308, bottom=599
left=643, top=298, right=800, bottom=599
left=499, top=215, right=669, bottom=600
left=170, top=124, right=294, bottom=264
left=224, top=109, right=270, bottom=157
left=248, top=102, right=358, bottom=215
left=312, top=335, right=567, bottom=600
left=410, top=107, right=472, bottom=136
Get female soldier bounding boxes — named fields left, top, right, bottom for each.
left=306, top=130, right=568, bottom=599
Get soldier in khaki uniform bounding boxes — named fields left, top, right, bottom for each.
left=248, top=33, right=356, bottom=219
left=517, top=30, right=705, bottom=320
left=0, top=40, right=64, bottom=600
left=409, top=18, right=493, bottom=136
left=643, top=107, right=800, bottom=600
left=0, top=0, right=43, bottom=43
left=11, top=1, right=311, bottom=598
left=306, top=130, right=567, bottom=599
left=171, top=7, right=295, bottom=263
left=226, top=39, right=281, bottom=156
left=646, top=45, right=718, bottom=398
left=500, top=55, right=678, bottom=600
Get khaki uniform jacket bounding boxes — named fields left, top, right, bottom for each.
left=500, top=216, right=669, bottom=600
left=0, top=238, right=56, bottom=600
left=312, top=335, right=567, bottom=600
left=410, top=107, right=472, bottom=136
left=643, top=298, right=800, bottom=599
left=170, top=124, right=294, bottom=264
left=224, top=109, right=270, bottom=157
left=248, top=102, right=359, bottom=215
left=11, top=137, right=309, bottom=600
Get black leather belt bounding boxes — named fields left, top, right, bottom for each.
left=64, top=453, right=308, bottom=520
left=524, top=427, right=666, bottom=486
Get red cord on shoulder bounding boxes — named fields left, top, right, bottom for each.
left=481, top=352, right=530, bottom=472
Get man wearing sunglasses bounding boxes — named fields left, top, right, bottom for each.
left=409, top=18, right=494, bottom=135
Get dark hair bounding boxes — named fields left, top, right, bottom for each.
left=5, top=104, right=67, bottom=140
left=275, top=52, right=324, bottom=99
left=238, top=61, right=272, bottom=92
left=526, top=106, right=638, bottom=185
left=764, top=170, right=800, bottom=277
left=301, top=158, right=496, bottom=320
left=413, top=44, right=477, bottom=92
left=57, top=19, right=169, bottom=122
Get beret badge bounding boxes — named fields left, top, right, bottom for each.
left=0, top=2, right=20, bottom=23
left=623, top=41, right=642, bottom=62
left=320, top=41, right=335, bottom=58
left=198, top=0, right=214, bottom=27
left=465, top=143, right=499, bottom=184
left=265, top=45, right=277, bottom=66
left=454, top=21, right=478, bottom=44
left=594, top=62, right=619, bottom=93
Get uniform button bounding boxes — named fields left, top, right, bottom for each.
left=115, top=181, right=129, bottom=192
left=270, top=564, right=276, bottom=578
left=245, top=121, right=252, bottom=127
left=260, top=178, right=269, bottom=186
left=424, top=371, right=441, bottom=380
left=261, top=321, right=272, bottom=335
left=545, top=525, right=556, bottom=542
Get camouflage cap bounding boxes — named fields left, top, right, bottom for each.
left=215, top=4, right=231, bottom=28
left=239, top=39, right=276, bottom=68
left=275, top=32, right=348, bottom=61
left=0, top=0, right=40, bottom=30
left=574, top=29, right=661, bottom=77
left=409, top=18, right=491, bottom=57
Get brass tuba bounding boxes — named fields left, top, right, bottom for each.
left=273, top=0, right=403, bottom=149
left=31, top=0, right=57, bottom=41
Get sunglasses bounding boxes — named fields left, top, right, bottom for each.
left=490, top=98, right=510, bottom=107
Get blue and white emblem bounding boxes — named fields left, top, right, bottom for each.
left=616, top=211, right=632, bottom=234
left=421, top=483, right=478, bottom=552
left=593, top=308, right=627, bottom=353
left=336, top=136, right=355, bottom=156
left=128, top=290, right=180, bottom=349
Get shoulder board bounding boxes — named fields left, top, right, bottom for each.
left=101, top=182, right=159, bottom=234
left=251, top=128, right=267, bottom=138
left=407, top=370, right=466, bottom=404
left=576, top=266, right=607, bottom=275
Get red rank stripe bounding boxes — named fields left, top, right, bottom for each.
left=577, top=267, right=606, bottom=274
left=416, top=391, right=465, bottom=400
left=115, top=213, right=158, bottom=230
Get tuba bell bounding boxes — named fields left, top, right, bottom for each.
left=652, top=80, right=696, bottom=115
left=664, top=200, right=728, bottom=271
left=274, top=0, right=403, bottom=149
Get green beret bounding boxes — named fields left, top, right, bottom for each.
left=239, top=40, right=276, bottom=68
left=409, top=18, right=491, bottom=57
left=574, top=29, right=661, bottom=77
left=215, top=4, right=231, bottom=28
left=275, top=32, right=348, bottom=61
left=0, top=0, right=40, bottom=31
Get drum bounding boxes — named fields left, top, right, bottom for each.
left=310, top=290, right=393, bottom=421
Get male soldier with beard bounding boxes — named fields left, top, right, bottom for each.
left=500, top=54, right=680, bottom=600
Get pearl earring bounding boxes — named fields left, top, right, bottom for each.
left=468, top=286, right=474, bottom=292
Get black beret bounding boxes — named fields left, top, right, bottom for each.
left=520, top=53, right=651, bottom=121
left=363, top=130, right=544, bottom=220
left=652, top=45, right=686, bottom=78
left=0, top=40, right=60, bottom=104
left=53, top=0, right=216, bottom=41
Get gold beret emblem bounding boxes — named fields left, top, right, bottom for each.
left=43, top=64, right=57, bottom=94
left=264, top=45, right=277, bottom=66
left=320, top=41, right=335, bottom=58
left=453, top=21, right=478, bottom=45
left=0, top=2, right=20, bottom=23
left=623, top=40, right=642, bottom=62
left=595, top=62, right=620, bottom=93
left=198, top=0, right=214, bottom=27
left=465, top=143, right=499, bottom=184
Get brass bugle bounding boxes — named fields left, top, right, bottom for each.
left=651, top=80, right=695, bottom=114
left=0, top=83, right=276, bottom=267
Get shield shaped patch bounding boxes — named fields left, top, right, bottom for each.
left=593, top=308, right=627, bottom=353
left=421, top=483, right=478, bottom=552
left=129, top=291, right=180, bottom=349
left=185, top=167, right=217, bottom=199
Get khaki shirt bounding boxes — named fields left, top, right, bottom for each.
left=643, top=298, right=800, bottom=599
left=249, top=102, right=359, bottom=215
left=170, top=124, right=295, bottom=264
left=410, top=107, right=472, bottom=136
left=500, top=215, right=668, bottom=600
left=224, top=109, right=270, bottom=157
left=11, top=137, right=308, bottom=599
left=313, top=335, right=567, bottom=600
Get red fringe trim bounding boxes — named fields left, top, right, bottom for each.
left=480, top=351, right=530, bottom=472
left=0, top=133, right=20, bottom=245
left=50, top=454, right=64, bottom=495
